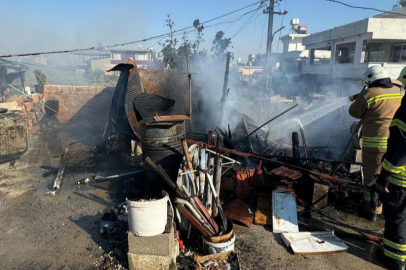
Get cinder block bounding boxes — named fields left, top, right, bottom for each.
left=127, top=224, right=178, bottom=270
left=128, top=225, right=175, bottom=256
left=127, top=251, right=177, bottom=270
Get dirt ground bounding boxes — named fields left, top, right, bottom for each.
left=0, top=129, right=388, bottom=270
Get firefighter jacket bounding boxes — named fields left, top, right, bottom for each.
left=349, top=83, right=402, bottom=151
left=377, top=95, right=406, bottom=188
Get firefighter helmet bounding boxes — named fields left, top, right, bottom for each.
left=362, top=66, right=389, bottom=85
left=398, top=66, right=406, bottom=85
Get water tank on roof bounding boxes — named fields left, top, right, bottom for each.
left=290, top=18, right=300, bottom=26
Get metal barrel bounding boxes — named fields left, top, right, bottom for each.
left=139, top=119, right=185, bottom=187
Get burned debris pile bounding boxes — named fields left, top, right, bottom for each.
left=0, top=57, right=373, bottom=270
left=68, top=58, right=368, bottom=270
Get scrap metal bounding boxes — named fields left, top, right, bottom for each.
left=183, top=139, right=361, bottom=186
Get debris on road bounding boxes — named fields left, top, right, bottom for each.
left=281, top=231, right=349, bottom=255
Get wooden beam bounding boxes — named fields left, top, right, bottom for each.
left=153, top=115, right=190, bottom=122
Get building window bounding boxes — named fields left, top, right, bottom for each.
left=335, top=42, right=356, bottom=64
left=362, top=41, right=391, bottom=63
left=111, top=53, right=121, bottom=60
left=392, top=44, right=406, bottom=62
left=310, top=46, right=331, bottom=65
left=135, top=54, right=148, bottom=61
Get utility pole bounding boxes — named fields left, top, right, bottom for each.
left=264, top=0, right=287, bottom=93
left=265, top=0, right=275, bottom=93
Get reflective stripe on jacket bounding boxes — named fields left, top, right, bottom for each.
left=349, top=85, right=402, bottom=151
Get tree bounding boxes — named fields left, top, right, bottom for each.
left=160, top=15, right=178, bottom=69
left=176, top=34, right=192, bottom=73
left=211, top=31, right=231, bottom=61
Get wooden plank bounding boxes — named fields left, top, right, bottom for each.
left=153, top=115, right=190, bottom=122
left=272, top=190, right=299, bottom=233
left=182, top=140, right=195, bottom=182
left=192, top=197, right=219, bottom=233
left=176, top=204, right=212, bottom=237
left=281, top=231, right=348, bottom=255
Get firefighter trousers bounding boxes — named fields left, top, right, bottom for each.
left=383, top=184, right=406, bottom=264
left=363, top=150, right=385, bottom=214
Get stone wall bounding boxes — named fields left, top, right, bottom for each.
left=43, top=85, right=114, bottom=123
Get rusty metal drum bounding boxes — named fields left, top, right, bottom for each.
left=139, top=118, right=185, bottom=186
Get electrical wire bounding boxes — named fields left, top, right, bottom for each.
left=0, top=1, right=264, bottom=58
left=231, top=9, right=263, bottom=39
left=276, top=0, right=288, bottom=52
left=319, top=0, right=406, bottom=17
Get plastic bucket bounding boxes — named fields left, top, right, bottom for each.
left=126, top=191, right=169, bottom=237
left=203, top=233, right=236, bottom=254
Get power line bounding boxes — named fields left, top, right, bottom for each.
left=276, top=0, right=288, bottom=52
left=320, top=0, right=406, bottom=17
left=0, top=1, right=264, bottom=58
left=231, top=8, right=263, bottom=39
left=4, top=59, right=105, bottom=75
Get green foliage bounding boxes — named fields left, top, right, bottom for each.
left=161, top=44, right=178, bottom=69
left=159, top=17, right=232, bottom=72
left=160, top=15, right=178, bottom=69
left=177, top=35, right=193, bottom=72
left=211, top=31, right=231, bottom=61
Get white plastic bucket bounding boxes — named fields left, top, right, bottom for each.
left=126, top=191, right=169, bottom=237
left=203, top=233, right=236, bottom=254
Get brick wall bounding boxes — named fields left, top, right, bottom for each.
left=43, top=85, right=113, bottom=123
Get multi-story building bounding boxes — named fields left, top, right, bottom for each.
left=72, top=49, right=153, bottom=75
left=301, top=8, right=406, bottom=79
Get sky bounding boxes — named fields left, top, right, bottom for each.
left=0, top=0, right=399, bottom=63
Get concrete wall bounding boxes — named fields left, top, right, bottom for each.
left=369, top=18, right=406, bottom=40
left=303, top=19, right=369, bottom=46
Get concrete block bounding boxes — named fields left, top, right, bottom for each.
left=127, top=251, right=177, bottom=270
left=128, top=224, right=179, bottom=270
left=128, top=225, right=175, bottom=256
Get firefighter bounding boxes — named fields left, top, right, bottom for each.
left=398, top=66, right=406, bottom=87
left=375, top=95, right=406, bottom=270
left=349, top=66, right=403, bottom=221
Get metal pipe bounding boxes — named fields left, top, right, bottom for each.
left=183, top=139, right=361, bottom=186
left=205, top=148, right=241, bottom=165
left=174, top=198, right=215, bottom=235
left=245, top=104, right=298, bottom=139
left=174, top=198, right=206, bottom=224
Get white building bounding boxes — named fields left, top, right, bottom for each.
left=301, top=10, right=406, bottom=79
left=279, top=33, right=309, bottom=75
left=278, top=18, right=310, bottom=76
